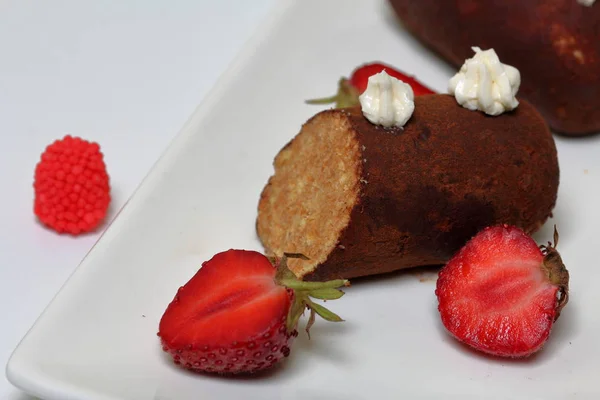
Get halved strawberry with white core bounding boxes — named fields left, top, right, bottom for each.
left=157, top=250, right=349, bottom=374
left=435, top=225, right=569, bottom=358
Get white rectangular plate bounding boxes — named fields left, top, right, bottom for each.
left=7, top=0, right=600, bottom=399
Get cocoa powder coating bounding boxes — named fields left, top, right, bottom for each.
left=387, top=0, right=600, bottom=136
left=258, top=95, right=560, bottom=281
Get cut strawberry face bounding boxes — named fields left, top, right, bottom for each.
left=435, top=225, right=569, bottom=358
left=158, top=249, right=349, bottom=374
left=159, top=250, right=290, bottom=348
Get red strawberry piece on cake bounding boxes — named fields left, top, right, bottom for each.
left=306, top=61, right=435, bottom=108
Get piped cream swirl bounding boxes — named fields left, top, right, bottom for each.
left=359, top=70, right=415, bottom=128
left=448, top=47, right=520, bottom=116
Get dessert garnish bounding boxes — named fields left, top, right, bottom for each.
left=358, top=70, right=415, bottom=128
left=448, top=47, right=520, bottom=116
left=436, top=224, right=569, bottom=358
left=578, top=0, right=596, bottom=6
left=157, top=249, right=349, bottom=374
left=306, top=61, right=435, bottom=109
left=33, top=135, right=111, bottom=235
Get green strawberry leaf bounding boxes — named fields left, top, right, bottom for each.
left=308, top=287, right=345, bottom=300
left=305, top=309, right=316, bottom=339
left=307, top=299, right=344, bottom=322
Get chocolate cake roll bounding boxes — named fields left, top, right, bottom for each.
left=387, top=0, right=600, bottom=136
left=256, top=94, right=559, bottom=281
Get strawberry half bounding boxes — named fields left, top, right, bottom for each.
left=157, top=249, right=349, bottom=374
left=435, top=225, right=569, bottom=358
left=306, top=61, right=435, bottom=108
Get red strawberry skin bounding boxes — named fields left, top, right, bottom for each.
left=435, top=225, right=569, bottom=358
left=158, top=249, right=297, bottom=374
left=305, top=61, right=435, bottom=109
left=349, top=62, right=435, bottom=95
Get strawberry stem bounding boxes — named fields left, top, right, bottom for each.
left=306, top=287, right=345, bottom=300
left=273, top=253, right=349, bottom=335
left=278, top=278, right=349, bottom=291
left=286, top=294, right=306, bottom=332
left=305, top=298, right=344, bottom=322
left=304, top=78, right=361, bottom=109
left=539, top=225, right=569, bottom=320
left=305, top=95, right=340, bottom=105
left=305, top=308, right=317, bottom=339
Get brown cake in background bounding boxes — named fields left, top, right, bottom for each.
left=256, top=94, right=559, bottom=281
left=387, top=0, right=600, bottom=136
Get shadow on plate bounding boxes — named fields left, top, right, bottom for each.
left=346, top=264, right=441, bottom=288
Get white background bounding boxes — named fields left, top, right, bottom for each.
left=0, top=0, right=276, bottom=397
